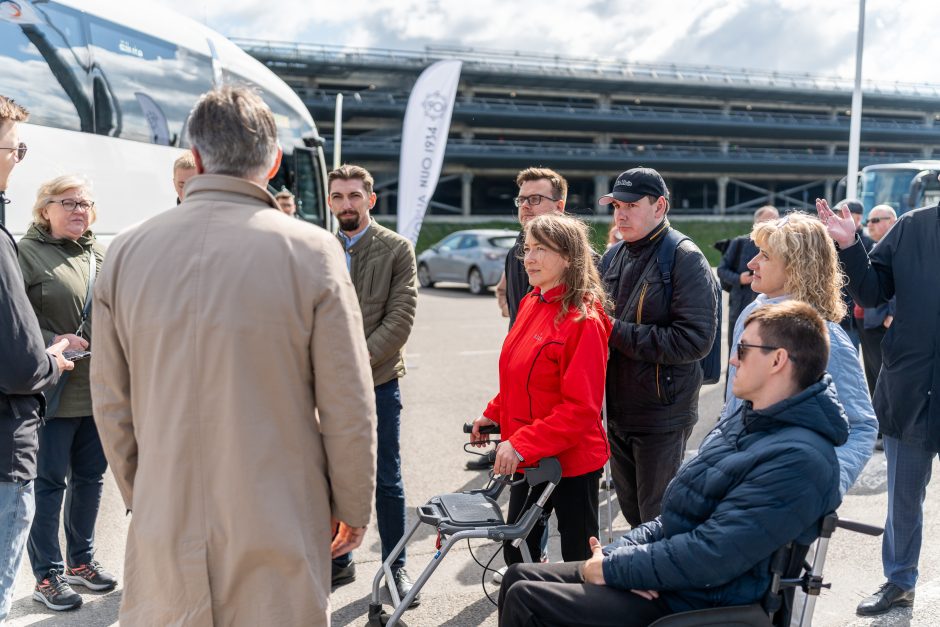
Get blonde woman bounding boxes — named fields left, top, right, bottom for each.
left=17, top=175, right=114, bottom=611
left=721, top=212, right=877, bottom=495
left=471, top=213, right=611, bottom=566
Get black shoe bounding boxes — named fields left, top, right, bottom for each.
left=392, top=567, right=421, bottom=608
left=33, top=569, right=83, bottom=611
left=331, top=560, right=356, bottom=588
left=856, top=582, right=915, bottom=616
left=875, top=434, right=885, bottom=451
left=65, top=560, right=118, bottom=591
left=466, top=449, right=496, bottom=471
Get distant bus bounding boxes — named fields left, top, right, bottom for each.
left=840, top=160, right=940, bottom=221
left=0, top=0, right=330, bottom=239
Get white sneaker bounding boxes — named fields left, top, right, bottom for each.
left=492, top=566, right=508, bottom=584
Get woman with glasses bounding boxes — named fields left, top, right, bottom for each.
left=721, top=212, right=877, bottom=496
left=17, top=175, right=115, bottom=611
left=470, top=213, right=611, bottom=567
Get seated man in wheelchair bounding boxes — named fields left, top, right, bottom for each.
left=499, top=300, right=848, bottom=627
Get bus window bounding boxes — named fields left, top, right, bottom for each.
left=86, top=16, right=212, bottom=145
left=0, top=2, right=91, bottom=131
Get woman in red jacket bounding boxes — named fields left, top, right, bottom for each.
left=471, top=213, right=611, bottom=566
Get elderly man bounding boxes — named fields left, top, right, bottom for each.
left=854, top=204, right=897, bottom=395
left=0, top=95, right=72, bottom=622
left=172, top=151, right=197, bottom=202
left=818, top=196, right=939, bottom=616
left=717, top=205, right=778, bottom=353
left=91, top=87, right=377, bottom=626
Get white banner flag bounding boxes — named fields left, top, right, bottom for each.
left=397, top=59, right=462, bottom=246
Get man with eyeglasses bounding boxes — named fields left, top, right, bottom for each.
left=471, top=167, right=566, bottom=475
left=598, top=167, right=718, bottom=529
left=0, top=95, right=73, bottom=621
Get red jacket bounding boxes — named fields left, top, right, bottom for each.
left=483, top=284, right=611, bottom=477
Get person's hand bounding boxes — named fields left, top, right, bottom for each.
left=493, top=440, right=520, bottom=476
left=816, top=198, right=857, bottom=249
left=470, top=416, right=497, bottom=447
left=330, top=520, right=367, bottom=558
left=739, top=271, right=753, bottom=285
left=884, top=315, right=894, bottom=328
left=46, top=338, right=74, bottom=373
left=631, top=588, right=660, bottom=601
left=53, top=333, right=88, bottom=350
left=580, top=537, right=606, bottom=585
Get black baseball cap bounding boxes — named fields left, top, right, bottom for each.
left=598, top=167, right=669, bottom=205
left=837, top=199, right=864, bottom=215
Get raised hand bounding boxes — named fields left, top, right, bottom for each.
left=815, top=198, right=857, bottom=249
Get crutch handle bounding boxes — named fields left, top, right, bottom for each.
left=463, top=422, right=500, bottom=434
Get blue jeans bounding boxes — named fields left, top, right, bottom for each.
left=0, top=480, right=35, bottom=621
left=882, top=435, right=939, bottom=590
left=27, top=416, right=108, bottom=581
left=334, top=378, right=406, bottom=571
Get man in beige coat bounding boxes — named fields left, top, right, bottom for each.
left=91, top=86, right=377, bottom=626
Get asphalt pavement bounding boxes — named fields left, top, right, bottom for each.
left=7, top=285, right=939, bottom=626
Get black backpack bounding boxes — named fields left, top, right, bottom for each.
left=601, top=229, right=722, bottom=385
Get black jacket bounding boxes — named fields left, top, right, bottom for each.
left=602, top=221, right=719, bottom=432
left=1, top=215, right=60, bottom=482
left=716, top=235, right=758, bottom=337
left=504, top=232, right=529, bottom=327
left=839, top=204, right=940, bottom=450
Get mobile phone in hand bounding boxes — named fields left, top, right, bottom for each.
left=63, top=350, right=91, bottom=361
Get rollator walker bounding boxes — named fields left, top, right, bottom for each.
left=368, top=424, right=559, bottom=627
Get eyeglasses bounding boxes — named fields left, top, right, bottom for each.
left=0, top=142, right=27, bottom=163
left=867, top=217, right=893, bottom=225
left=514, top=194, right=558, bottom=208
left=46, top=199, right=95, bottom=212
left=736, top=341, right=782, bottom=361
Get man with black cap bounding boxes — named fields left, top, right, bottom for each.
left=598, top=167, right=719, bottom=528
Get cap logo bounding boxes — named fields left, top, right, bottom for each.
left=616, top=178, right=631, bottom=187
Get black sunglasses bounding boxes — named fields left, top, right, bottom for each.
left=867, top=217, right=892, bottom=225
left=736, top=341, right=781, bottom=362
left=0, top=142, right=26, bottom=163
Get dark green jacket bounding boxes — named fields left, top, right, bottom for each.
left=337, top=220, right=417, bottom=386
left=18, top=224, right=104, bottom=417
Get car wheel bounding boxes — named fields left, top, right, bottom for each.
left=468, top=267, right=485, bottom=295
left=418, top=263, right=435, bottom=288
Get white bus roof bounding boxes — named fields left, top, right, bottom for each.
left=53, top=0, right=313, bottom=128
left=864, top=160, right=940, bottom=171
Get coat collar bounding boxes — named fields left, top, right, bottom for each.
left=531, top=283, right=566, bottom=303
left=182, top=174, right=280, bottom=210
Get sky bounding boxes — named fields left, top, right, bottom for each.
left=163, top=0, right=940, bottom=87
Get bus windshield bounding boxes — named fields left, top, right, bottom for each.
left=859, top=169, right=918, bottom=216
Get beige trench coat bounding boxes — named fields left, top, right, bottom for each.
left=91, top=175, right=376, bottom=626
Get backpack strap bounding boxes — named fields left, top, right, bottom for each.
left=656, top=228, right=690, bottom=305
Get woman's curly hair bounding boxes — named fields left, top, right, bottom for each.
left=524, top=214, right=610, bottom=326
left=751, top=212, right=847, bottom=322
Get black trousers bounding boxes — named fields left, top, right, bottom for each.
left=857, top=320, right=887, bottom=397
left=497, top=561, right=672, bottom=627
left=608, top=426, right=692, bottom=528
left=503, top=469, right=601, bottom=566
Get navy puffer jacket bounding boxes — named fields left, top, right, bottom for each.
left=601, top=374, right=848, bottom=613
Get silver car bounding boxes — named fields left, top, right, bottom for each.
left=417, top=229, right=519, bottom=295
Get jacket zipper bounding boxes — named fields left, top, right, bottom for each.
left=635, top=282, right=649, bottom=323
left=656, top=363, right=662, bottom=401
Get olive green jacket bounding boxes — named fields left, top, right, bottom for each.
left=18, top=224, right=104, bottom=417
left=337, top=220, right=417, bottom=386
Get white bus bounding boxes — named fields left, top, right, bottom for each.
left=0, top=0, right=330, bottom=239
left=839, top=160, right=940, bottom=221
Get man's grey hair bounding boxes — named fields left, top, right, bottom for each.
left=754, top=205, right=779, bottom=223
left=869, top=204, right=897, bottom=219
left=187, top=86, right=279, bottom=179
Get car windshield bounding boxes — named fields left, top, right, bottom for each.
left=488, top=236, right=517, bottom=249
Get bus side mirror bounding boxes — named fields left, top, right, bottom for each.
left=303, top=134, right=325, bottom=148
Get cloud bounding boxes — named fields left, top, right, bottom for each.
left=163, top=0, right=940, bottom=86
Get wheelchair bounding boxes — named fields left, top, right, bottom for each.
left=649, top=513, right=884, bottom=627
left=367, top=423, right=561, bottom=627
